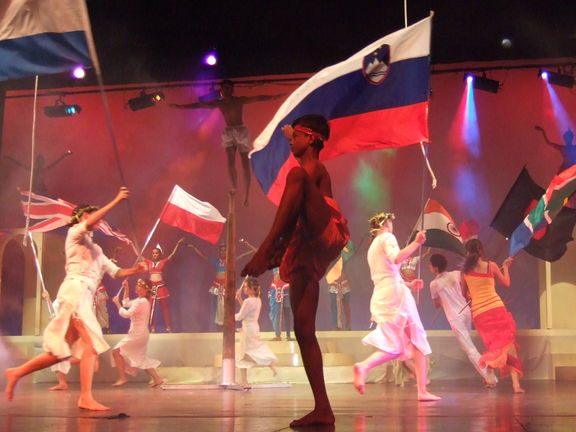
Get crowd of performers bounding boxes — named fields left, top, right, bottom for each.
left=3, top=114, right=527, bottom=428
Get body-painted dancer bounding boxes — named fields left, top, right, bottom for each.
left=111, top=279, right=162, bottom=387
left=353, top=212, right=440, bottom=402
left=242, top=115, right=350, bottom=427
left=4, top=187, right=145, bottom=410
left=461, top=239, right=524, bottom=393
left=428, top=253, right=497, bottom=387
left=170, top=80, right=284, bottom=206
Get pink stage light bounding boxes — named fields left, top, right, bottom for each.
left=72, top=66, right=86, bottom=79
left=204, top=53, right=217, bottom=66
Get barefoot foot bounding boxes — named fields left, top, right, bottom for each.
left=78, top=397, right=110, bottom=411
left=111, top=379, right=128, bottom=387
left=353, top=364, right=366, bottom=395
left=149, top=379, right=164, bottom=388
left=290, top=409, right=335, bottom=427
left=49, top=383, right=69, bottom=391
left=4, top=368, right=20, bottom=401
left=418, top=391, right=441, bottom=402
left=513, top=386, right=525, bottom=394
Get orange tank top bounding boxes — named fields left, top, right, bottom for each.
left=463, top=262, right=504, bottom=318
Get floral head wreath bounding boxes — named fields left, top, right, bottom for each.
left=369, top=212, right=395, bottom=234
left=69, top=205, right=99, bottom=225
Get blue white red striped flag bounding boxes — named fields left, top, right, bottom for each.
left=20, top=190, right=131, bottom=244
left=250, top=14, right=432, bottom=204
left=0, top=0, right=92, bottom=81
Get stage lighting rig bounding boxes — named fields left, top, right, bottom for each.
left=43, top=96, right=82, bottom=118
left=464, top=73, right=501, bottom=94
left=538, top=69, right=574, bottom=89
left=128, top=90, right=165, bottom=111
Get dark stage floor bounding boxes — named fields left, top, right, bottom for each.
left=2, top=380, right=576, bottom=431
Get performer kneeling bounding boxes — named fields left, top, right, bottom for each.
left=111, top=279, right=163, bottom=387
left=4, top=187, right=144, bottom=410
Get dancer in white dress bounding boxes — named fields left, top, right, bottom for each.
left=235, top=278, right=278, bottom=384
left=4, top=187, right=145, bottom=410
left=353, top=212, right=440, bottom=401
left=111, top=279, right=162, bottom=387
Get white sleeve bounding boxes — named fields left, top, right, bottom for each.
left=101, top=254, right=121, bottom=278
left=235, top=299, right=252, bottom=321
left=429, top=280, right=439, bottom=300
left=381, top=233, right=400, bottom=262
left=119, top=298, right=144, bottom=319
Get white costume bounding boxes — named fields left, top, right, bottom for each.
left=362, top=231, right=431, bottom=360
left=235, top=297, right=277, bottom=368
left=43, top=221, right=119, bottom=359
left=430, top=271, right=490, bottom=380
left=112, top=297, right=160, bottom=375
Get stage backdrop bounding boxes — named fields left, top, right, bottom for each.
left=1, top=60, right=575, bottom=333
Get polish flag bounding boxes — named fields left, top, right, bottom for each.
left=160, top=185, right=226, bottom=244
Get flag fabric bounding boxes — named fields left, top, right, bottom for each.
left=0, top=0, right=92, bottom=81
left=159, top=185, right=226, bottom=244
left=20, top=190, right=131, bottom=244
left=509, top=165, right=576, bottom=258
left=410, top=199, right=465, bottom=256
left=250, top=15, right=432, bottom=204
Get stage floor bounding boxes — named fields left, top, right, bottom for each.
left=2, top=380, right=576, bottom=431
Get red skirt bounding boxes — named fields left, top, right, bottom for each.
left=473, top=307, right=522, bottom=377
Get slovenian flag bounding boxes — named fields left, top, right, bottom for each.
left=159, top=185, right=226, bottom=244
left=409, top=199, right=465, bottom=256
left=509, top=165, right=576, bottom=257
left=0, top=0, right=92, bottom=81
left=250, top=14, right=432, bottom=204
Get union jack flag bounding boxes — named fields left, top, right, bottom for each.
left=20, top=190, right=131, bottom=244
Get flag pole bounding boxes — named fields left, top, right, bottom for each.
left=26, top=232, right=55, bottom=317
left=78, top=0, right=140, bottom=254
left=221, top=190, right=237, bottom=385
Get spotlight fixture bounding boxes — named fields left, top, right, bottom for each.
left=538, top=69, right=574, bottom=88
left=128, top=90, right=165, bottom=111
left=464, top=73, right=501, bottom=94
left=71, top=66, right=86, bottom=79
left=43, top=97, right=82, bottom=118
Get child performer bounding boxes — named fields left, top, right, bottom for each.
left=4, top=187, right=145, bottom=410
left=94, top=283, right=110, bottom=334
left=111, top=279, right=162, bottom=387
left=235, top=277, right=278, bottom=384
left=353, top=212, right=440, bottom=402
left=242, top=114, right=349, bottom=427
left=428, top=253, right=498, bottom=387
left=142, top=238, right=185, bottom=333
left=326, top=240, right=354, bottom=331
left=461, top=239, right=524, bottom=393
left=268, top=267, right=292, bottom=341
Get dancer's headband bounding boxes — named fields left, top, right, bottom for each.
left=369, top=212, right=395, bottom=234
left=293, top=125, right=326, bottom=141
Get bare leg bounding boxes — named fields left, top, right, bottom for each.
left=239, top=368, right=248, bottom=385
left=225, top=146, right=238, bottom=190
left=146, top=368, right=163, bottom=387
left=508, top=345, right=524, bottom=393
left=354, top=350, right=398, bottom=394
left=413, top=348, right=441, bottom=401
left=75, top=322, right=108, bottom=411
left=112, top=348, right=128, bottom=386
left=239, top=151, right=251, bottom=207
left=159, top=298, right=172, bottom=332
left=49, top=371, right=69, bottom=391
left=288, top=272, right=335, bottom=427
left=5, top=352, right=60, bottom=400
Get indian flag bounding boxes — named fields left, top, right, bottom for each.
left=410, top=199, right=465, bottom=256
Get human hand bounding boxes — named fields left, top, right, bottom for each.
left=281, top=124, right=293, bottom=140
left=112, top=296, right=121, bottom=306
left=414, top=231, right=427, bottom=245
left=115, top=186, right=130, bottom=202
left=502, top=257, right=514, bottom=268
left=411, top=279, right=424, bottom=291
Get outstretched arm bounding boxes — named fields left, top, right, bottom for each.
left=85, top=187, right=130, bottom=231
left=166, top=238, right=185, bottom=261
left=45, top=150, right=73, bottom=171
left=187, top=243, right=208, bottom=260
left=239, top=94, right=285, bottom=104
left=114, top=262, right=146, bottom=279
left=237, top=238, right=257, bottom=260
left=3, top=155, right=29, bottom=170
left=170, top=100, right=220, bottom=109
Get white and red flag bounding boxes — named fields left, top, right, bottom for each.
left=159, top=185, right=226, bottom=244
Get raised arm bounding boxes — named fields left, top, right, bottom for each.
left=166, top=238, right=185, bottom=260
left=45, top=150, right=73, bottom=171
left=169, top=100, right=220, bottom=110
left=84, top=187, right=129, bottom=231
left=3, top=155, right=29, bottom=170
left=239, top=93, right=285, bottom=104
left=393, top=231, right=426, bottom=265
left=187, top=243, right=208, bottom=260
left=535, top=125, right=562, bottom=150
left=237, top=238, right=257, bottom=260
